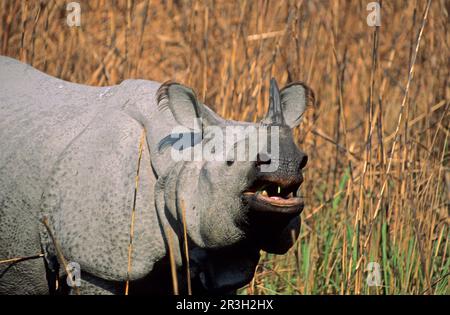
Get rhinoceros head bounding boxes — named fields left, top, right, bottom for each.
left=156, top=78, right=314, bottom=256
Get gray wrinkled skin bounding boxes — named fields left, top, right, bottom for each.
left=0, top=56, right=313, bottom=294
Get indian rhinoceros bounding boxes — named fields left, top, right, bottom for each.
left=0, top=56, right=314, bottom=295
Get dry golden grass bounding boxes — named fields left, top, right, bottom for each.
left=1, top=0, right=449, bottom=294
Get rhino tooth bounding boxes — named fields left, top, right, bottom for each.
left=261, top=190, right=268, bottom=197
left=277, top=186, right=281, bottom=194
left=287, top=192, right=294, bottom=198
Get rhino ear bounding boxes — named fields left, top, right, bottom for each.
left=156, top=81, right=220, bottom=131
left=279, top=82, right=315, bottom=128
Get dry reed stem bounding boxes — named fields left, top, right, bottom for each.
left=42, top=217, right=80, bottom=295
left=0, top=254, right=44, bottom=265
left=124, top=129, right=146, bottom=295
left=180, top=200, right=192, bottom=295
left=166, top=227, right=179, bottom=295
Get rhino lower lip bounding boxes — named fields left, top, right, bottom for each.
left=256, top=192, right=303, bottom=206
left=242, top=191, right=304, bottom=215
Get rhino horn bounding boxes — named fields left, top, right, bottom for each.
left=264, top=78, right=285, bottom=126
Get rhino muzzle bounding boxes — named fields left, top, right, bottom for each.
left=241, top=79, right=309, bottom=218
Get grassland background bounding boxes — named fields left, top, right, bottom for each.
left=0, top=0, right=448, bottom=294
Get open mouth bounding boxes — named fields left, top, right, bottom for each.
left=242, top=179, right=304, bottom=215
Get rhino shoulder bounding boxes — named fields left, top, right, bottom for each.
left=40, top=106, right=166, bottom=281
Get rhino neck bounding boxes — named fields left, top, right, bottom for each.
left=155, top=161, right=247, bottom=253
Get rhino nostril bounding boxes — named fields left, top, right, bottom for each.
left=255, top=153, right=271, bottom=167
left=299, top=154, right=308, bottom=170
